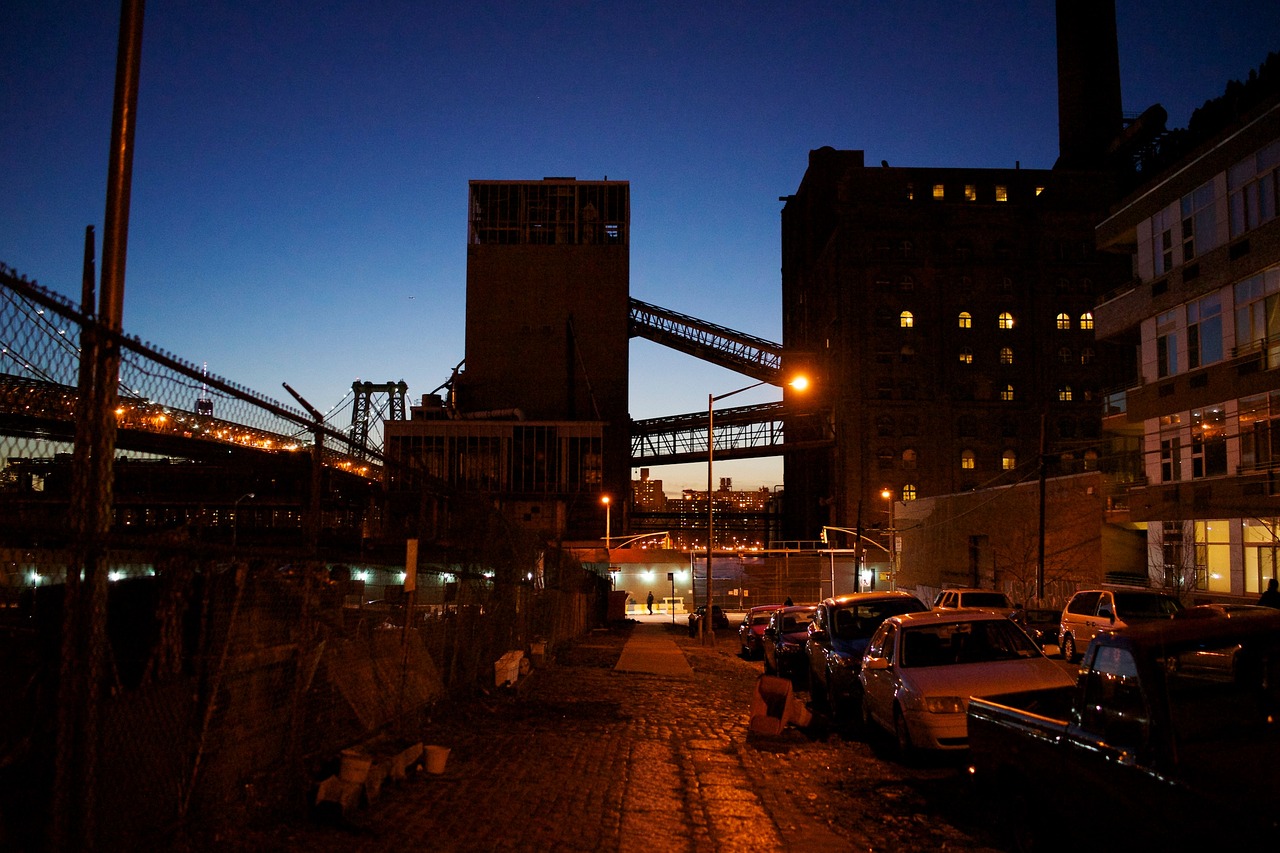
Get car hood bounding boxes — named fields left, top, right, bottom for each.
left=899, top=657, right=1074, bottom=698
left=779, top=630, right=810, bottom=644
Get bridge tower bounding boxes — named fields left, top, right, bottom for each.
left=349, top=380, right=408, bottom=459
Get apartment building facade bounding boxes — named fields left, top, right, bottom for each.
left=1095, top=94, right=1280, bottom=596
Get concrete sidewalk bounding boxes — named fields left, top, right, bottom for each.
left=613, top=621, right=694, bottom=677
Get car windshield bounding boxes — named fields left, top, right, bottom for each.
left=780, top=612, right=814, bottom=632
left=961, top=592, right=1011, bottom=608
left=1115, top=592, right=1184, bottom=618
left=751, top=614, right=773, bottom=626
left=832, top=598, right=923, bottom=640
left=899, top=619, right=1040, bottom=667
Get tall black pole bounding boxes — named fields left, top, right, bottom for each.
left=1037, top=412, right=1047, bottom=602
left=58, top=3, right=146, bottom=850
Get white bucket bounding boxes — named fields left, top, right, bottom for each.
left=424, top=744, right=450, bottom=775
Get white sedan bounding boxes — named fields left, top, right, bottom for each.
left=859, top=610, right=1075, bottom=752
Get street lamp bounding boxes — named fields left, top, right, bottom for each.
left=703, top=374, right=809, bottom=645
left=881, top=488, right=897, bottom=591
left=232, top=492, right=255, bottom=559
left=601, top=495, right=611, bottom=550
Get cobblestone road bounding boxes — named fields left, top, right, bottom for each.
left=242, top=620, right=1008, bottom=852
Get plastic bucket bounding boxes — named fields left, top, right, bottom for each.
left=425, top=745, right=450, bottom=775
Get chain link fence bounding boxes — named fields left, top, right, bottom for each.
left=1, top=265, right=608, bottom=850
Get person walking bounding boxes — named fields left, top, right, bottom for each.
left=646, top=591, right=655, bottom=614
left=1260, top=577, right=1280, bottom=609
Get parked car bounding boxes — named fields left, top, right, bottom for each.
left=1058, top=588, right=1184, bottom=661
left=762, top=605, right=817, bottom=680
left=859, top=610, right=1074, bottom=754
left=932, top=588, right=1022, bottom=624
left=805, top=591, right=928, bottom=717
left=688, top=604, right=729, bottom=637
left=1171, top=602, right=1271, bottom=676
left=968, top=608, right=1280, bottom=849
left=1021, top=607, right=1062, bottom=654
left=738, top=604, right=785, bottom=658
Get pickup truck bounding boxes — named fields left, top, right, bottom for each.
left=967, top=607, right=1280, bottom=850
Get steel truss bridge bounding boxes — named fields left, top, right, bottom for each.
left=628, top=298, right=832, bottom=465
left=1, top=264, right=830, bottom=477
left=0, top=264, right=377, bottom=476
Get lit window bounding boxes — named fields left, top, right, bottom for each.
left=902, top=484, right=918, bottom=501
left=1079, top=312, right=1094, bottom=330
left=995, top=185, right=1008, bottom=202
left=965, top=184, right=977, bottom=201
left=1001, top=384, right=1014, bottom=401
left=906, top=182, right=914, bottom=201
left=998, top=312, right=1014, bottom=329
left=961, top=450, right=975, bottom=469
left=1002, top=450, right=1017, bottom=470
left=1000, top=347, right=1013, bottom=365
left=959, top=348, right=973, bottom=364
left=1056, top=312, right=1071, bottom=330
left=900, top=311, right=914, bottom=328
left=958, top=311, right=972, bottom=329
left=1059, top=386, right=1073, bottom=402
left=1034, top=186, right=1044, bottom=196
left=933, top=184, right=945, bottom=200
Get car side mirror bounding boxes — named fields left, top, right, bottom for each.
left=863, top=656, right=891, bottom=671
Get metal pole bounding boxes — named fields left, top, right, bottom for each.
left=703, top=392, right=714, bottom=645
left=1037, top=412, right=1047, bottom=603
left=890, top=498, right=897, bottom=591
left=58, top=4, right=145, bottom=849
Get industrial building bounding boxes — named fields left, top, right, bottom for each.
left=384, top=178, right=630, bottom=543
left=777, top=1, right=1143, bottom=572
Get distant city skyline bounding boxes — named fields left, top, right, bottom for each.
left=3, top=2, right=1278, bottom=495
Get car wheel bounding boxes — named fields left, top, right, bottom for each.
left=1061, top=633, right=1076, bottom=663
left=995, top=774, right=1042, bottom=853
left=829, top=686, right=847, bottom=720
left=810, top=667, right=827, bottom=704
left=893, top=705, right=913, bottom=756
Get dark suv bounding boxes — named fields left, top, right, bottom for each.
left=806, top=591, right=928, bottom=717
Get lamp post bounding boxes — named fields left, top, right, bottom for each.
left=232, top=492, right=255, bottom=559
left=881, top=488, right=897, bottom=591
left=601, top=495, right=611, bottom=550
left=703, top=374, right=808, bottom=645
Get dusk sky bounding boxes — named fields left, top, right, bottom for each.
left=3, top=2, right=1278, bottom=494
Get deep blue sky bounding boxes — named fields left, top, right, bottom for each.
left=3, top=2, right=1278, bottom=494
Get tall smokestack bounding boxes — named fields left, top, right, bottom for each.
left=1056, top=0, right=1123, bottom=169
